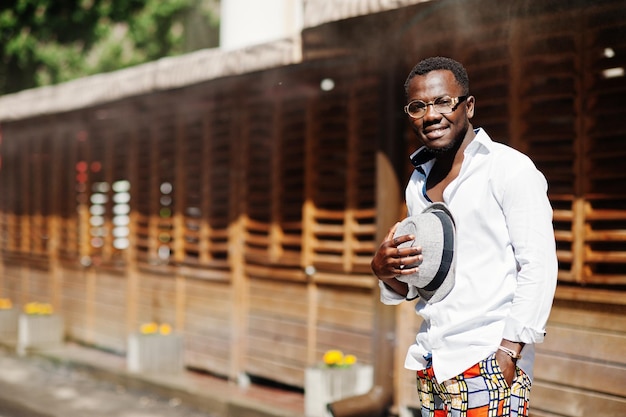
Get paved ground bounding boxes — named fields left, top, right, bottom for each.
left=0, top=344, right=304, bottom=417
left=0, top=347, right=218, bottom=417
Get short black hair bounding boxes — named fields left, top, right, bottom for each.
left=404, top=57, right=470, bottom=98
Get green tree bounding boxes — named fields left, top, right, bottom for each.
left=0, top=0, right=219, bottom=95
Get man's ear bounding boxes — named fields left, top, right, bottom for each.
left=466, top=95, right=475, bottom=119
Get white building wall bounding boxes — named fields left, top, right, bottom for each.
left=220, top=0, right=304, bottom=50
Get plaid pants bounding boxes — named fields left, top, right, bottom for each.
left=416, top=353, right=531, bottom=417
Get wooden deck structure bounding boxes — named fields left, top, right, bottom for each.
left=0, top=1, right=624, bottom=416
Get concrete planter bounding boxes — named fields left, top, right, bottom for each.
left=127, top=333, right=184, bottom=373
left=17, top=314, right=64, bottom=353
left=0, top=309, right=19, bottom=345
left=305, top=364, right=374, bottom=417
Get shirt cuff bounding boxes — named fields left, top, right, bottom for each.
left=378, top=280, right=406, bottom=305
left=502, top=316, right=546, bottom=344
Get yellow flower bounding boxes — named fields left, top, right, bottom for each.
left=323, top=350, right=344, bottom=367
left=24, top=303, right=38, bottom=314
left=159, top=323, right=172, bottom=335
left=0, top=298, right=12, bottom=310
left=140, top=322, right=159, bottom=334
left=24, top=302, right=54, bottom=315
left=343, top=354, right=357, bottom=366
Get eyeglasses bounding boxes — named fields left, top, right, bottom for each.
left=404, top=95, right=468, bottom=119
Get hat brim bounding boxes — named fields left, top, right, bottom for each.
left=394, top=202, right=456, bottom=303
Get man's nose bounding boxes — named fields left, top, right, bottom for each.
left=423, top=103, right=440, bottom=119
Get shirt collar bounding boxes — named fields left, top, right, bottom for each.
left=409, top=128, right=492, bottom=169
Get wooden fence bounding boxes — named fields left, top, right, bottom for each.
left=0, top=0, right=625, bottom=415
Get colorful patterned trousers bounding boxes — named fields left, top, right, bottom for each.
left=416, top=353, right=532, bottom=417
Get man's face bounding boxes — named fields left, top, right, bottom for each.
left=406, top=70, right=474, bottom=153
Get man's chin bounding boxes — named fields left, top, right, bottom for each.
left=425, top=141, right=456, bottom=154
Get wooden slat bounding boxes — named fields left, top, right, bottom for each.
left=315, top=327, right=372, bottom=364
left=314, top=285, right=374, bottom=367
left=182, top=277, right=232, bottom=376
left=249, top=315, right=307, bottom=341
left=246, top=278, right=308, bottom=386
left=317, top=305, right=374, bottom=333
left=244, top=264, right=306, bottom=281
left=534, top=352, right=625, bottom=398
left=530, top=380, right=626, bottom=417
left=540, top=325, right=625, bottom=364
left=245, top=356, right=304, bottom=388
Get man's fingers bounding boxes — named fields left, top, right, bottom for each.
left=391, top=233, right=415, bottom=248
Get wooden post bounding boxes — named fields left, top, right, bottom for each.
left=199, top=113, right=211, bottom=265
left=49, top=122, right=62, bottom=312
left=572, top=15, right=586, bottom=284
left=373, top=149, right=402, bottom=395
left=345, top=86, right=358, bottom=274
left=85, top=267, right=96, bottom=344
left=173, top=113, right=186, bottom=331
left=126, top=124, right=140, bottom=337
left=20, top=138, right=30, bottom=304
left=270, top=100, right=281, bottom=263
left=373, top=71, right=404, bottom=407
left=508, top=16, right=525, bottom=154
left=77, top=127, right=95, bottom=343
left=229, top=99, right=248, bottom=382
left=304, top=97, right=318, bottom=367
left=148, top=124, right=159, bottom=264
left=572, top=197, right=586, bottom=282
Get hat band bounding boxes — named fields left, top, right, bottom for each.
left=422, top=211, right=454, bottom=292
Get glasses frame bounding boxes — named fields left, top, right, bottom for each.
left=404, top=95, right=468, bottom=119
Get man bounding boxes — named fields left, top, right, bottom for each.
left=371, top=57, right=558, bottom=417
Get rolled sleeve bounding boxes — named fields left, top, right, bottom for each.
left=379, top=281, right=407, bottom=305
left=502, top=316, right=546, bottom=344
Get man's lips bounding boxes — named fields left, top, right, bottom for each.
left=423, top=126, right=449, bottom=140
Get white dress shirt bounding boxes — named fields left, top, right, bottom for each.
left=380, top=128, right=558, bottom=383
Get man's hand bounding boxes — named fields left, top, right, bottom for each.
left=371, top=223, right=422, bottom=296
left=495, top=349, right=517, bottom=387
left=496, top=340, right=524, bottom=387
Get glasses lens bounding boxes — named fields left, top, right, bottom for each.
left=406, top=96, right=464, bottom=118
left=407, top=101, right=426, bottom=118
left=433, top=97, right=455, bottom=114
